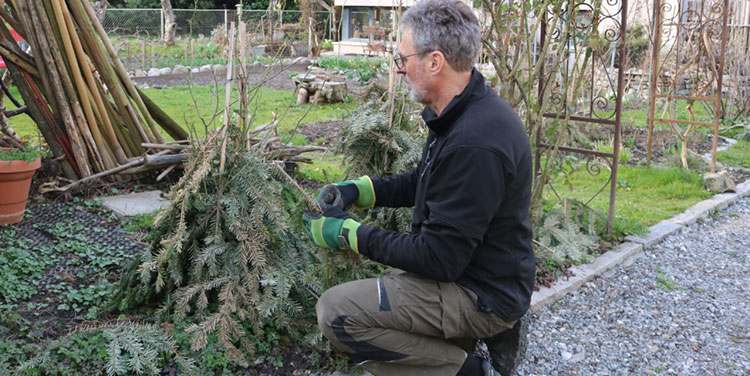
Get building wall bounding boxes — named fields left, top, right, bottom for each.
left=334, top=0, right=416, bottom=7
left=336, top=0, right=475, bottom=41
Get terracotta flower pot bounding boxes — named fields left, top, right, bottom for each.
left=0, top=155, right=41, bottom=225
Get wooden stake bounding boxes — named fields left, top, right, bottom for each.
left=142, top=39, right=147, bottom=70
left=224, top=22, right=236, bottom=130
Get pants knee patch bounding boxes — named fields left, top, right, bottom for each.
left=331, top=315, right=408, bottom=362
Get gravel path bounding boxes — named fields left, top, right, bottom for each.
left=518, top=197, right=750, bottom=375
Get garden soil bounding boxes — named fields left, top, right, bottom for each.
left=131, top=61, right=370, bottom=97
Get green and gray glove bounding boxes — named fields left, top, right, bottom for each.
left=316, top=176, right=375, bottom=210
left=303, top=205, right=361, bottom=253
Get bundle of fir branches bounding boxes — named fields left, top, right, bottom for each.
left=336, top=96, right=424, bottom=234
left=534, top=198, right=602, bottom=264
left=105, top=125, right=320, bottom=366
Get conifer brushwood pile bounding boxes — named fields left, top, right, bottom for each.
left=0, top=0, right=188, bottom=180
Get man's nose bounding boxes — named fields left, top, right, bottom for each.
left=395, top=65, right=406, bottom=75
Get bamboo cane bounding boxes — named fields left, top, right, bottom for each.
left=16, top=1, right=60, bottom=124
left=49, top=0, right=115, bottom=170
left=0, top=44, right=39, bottom=77
left=79, top=0, right=164, bottom=144
left=98, top=86, right=136, bottom=159
left=0, top=37, right=35, bottom=66
left=137, top=88, right=189, bottom=140
left=0, top=6, right=24, bottom=35
left=40, top=0, right=105, bottom=173
left=67, top=2, right=147, bottom=156
left=0, top=16, right=78, bottom=178
left=81, top=83, right=118, bottom=163
left=3, top=63, right=78, bottom=178
left=104, top=96, right=142, bottom=159
left=125, top=95, right=154, bottom=145
left=55, top=0, right=127, bottom=165
left=28, top=0, right=92, bottom=176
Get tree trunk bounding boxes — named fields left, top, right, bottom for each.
left=161, top=0, right=176, bottom=46
left=317, top=0, right=337, bottom=41
left=300, top=0, right=314, bottom=52
left=92, top=0, right=107, bottom=24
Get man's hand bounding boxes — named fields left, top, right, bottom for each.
left=316, top=176, right=375, bottom=210
left=303, top=205, right=361, bottom=253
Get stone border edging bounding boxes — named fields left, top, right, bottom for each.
left=530, top=179, right=750, bottom=311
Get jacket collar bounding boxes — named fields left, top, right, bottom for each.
left=421, top=68, right=484, bottom=135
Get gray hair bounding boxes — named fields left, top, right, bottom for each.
left=401, top=0, right=481, bottom=72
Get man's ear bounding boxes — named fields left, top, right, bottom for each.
left=428, top=50, right=445, bottom=75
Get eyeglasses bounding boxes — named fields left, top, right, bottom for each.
left=393, top=50, right=433, bottom=70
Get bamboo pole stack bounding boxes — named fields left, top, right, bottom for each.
left=0, top=0, right=188, bottom=181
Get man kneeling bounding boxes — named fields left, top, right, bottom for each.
left=303, top=1, right=534, bottom=374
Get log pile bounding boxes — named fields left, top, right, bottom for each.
left=293, top=73, right=348, bottom=105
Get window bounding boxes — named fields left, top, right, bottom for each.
left=378, top=9, right=393, bottom=29
left=350, top=7, right=371, bottom=39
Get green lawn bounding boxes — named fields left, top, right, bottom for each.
left=718, top=140, right=750, bottom=168
left=141, top=85, right=360, bottom=141
left=6, top=85, right=360, bottom=144
left=621, top=99, right=715, bottom=129
left=549, top=164, right=711, bottom=231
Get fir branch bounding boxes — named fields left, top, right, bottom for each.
left=109, top=125, right=318, bottom=366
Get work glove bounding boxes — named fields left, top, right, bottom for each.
left=316, top=176, right=375, bottom=210
left=303, top=205, right=361, bottom=253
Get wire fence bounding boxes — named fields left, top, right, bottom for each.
left=101, top=8, right=334, bottom=70
left=101, top=8, right=333, bottom=41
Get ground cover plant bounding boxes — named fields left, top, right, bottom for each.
left=0, top=200, right=145, bottom=374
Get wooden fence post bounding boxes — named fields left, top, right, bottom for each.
left=141, top=39, right=146, bottom=69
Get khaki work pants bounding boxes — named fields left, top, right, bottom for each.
left=316, top=271, right=516, bottom=376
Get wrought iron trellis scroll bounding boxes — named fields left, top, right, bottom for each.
left=536, top=0, right=628, bottom=232
left=646, top=0, right=730, bottom=173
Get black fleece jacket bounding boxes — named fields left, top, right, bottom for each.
left=356, top=69, right=535, bottom=321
